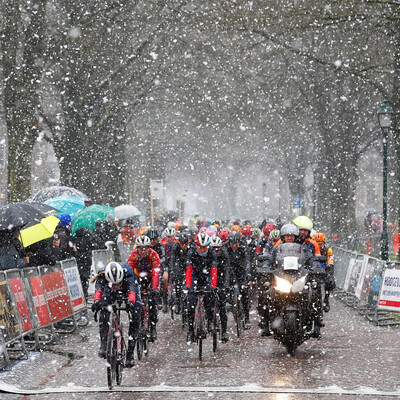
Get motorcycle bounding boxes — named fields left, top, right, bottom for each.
left=257, top=243, right=326, bottom=356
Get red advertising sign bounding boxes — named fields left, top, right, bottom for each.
left=41, top=270, right=72, bottom=322
left=29, top=276, right=51, bottom=327
left=8, top=277, right=33, bottom=332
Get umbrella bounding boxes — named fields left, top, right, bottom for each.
left=0, top=203, right=48, bottom=230
left=114, top=204, right=141, bottom=220
left=44, top=195, right=86, bottom=220
left=72, top=204, right=114, bottom=235
left=19, top=215, right=60, bottom=248
left=27, top=202, right=61, bottom=216
left=27, top=186, right=91, bottom=203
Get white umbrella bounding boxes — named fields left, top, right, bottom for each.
left=114, top=204, right=141, bottom=219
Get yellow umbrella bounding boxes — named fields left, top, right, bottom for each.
left=19, top=215, right=60, bottom=248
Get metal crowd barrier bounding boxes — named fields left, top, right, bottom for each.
left=0, top=258, right=88, bottom=371
left=333, top=246, right=400, bottom=326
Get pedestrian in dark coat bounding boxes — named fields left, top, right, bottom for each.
left=73, top=227, right=94, bottom=299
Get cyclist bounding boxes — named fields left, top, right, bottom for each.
left=160, top=227, right=178, bottom=312
left=257, top=223, right=276, bottom=255
left=185, top=232, right=218, bottom=344
left=145, top=227, right=167, bottom=311
left=127, top=235, right=161, bottom=342
left=170, top=231, right=191, bottom=313
left=210, top=235, right=230, bottom=342
left=218, top=228, right=230, bottom=244
left=92, top=261, right=141, bottom=368
left=312, top=232, right=336, bottom=312
left=263, top=229, right=281, bottom=254
left=225, top=230, right=251, bottom=330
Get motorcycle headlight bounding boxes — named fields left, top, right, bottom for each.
left=274, top=276, right=292, bottom=293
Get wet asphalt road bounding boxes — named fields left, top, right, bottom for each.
left=1, top=295, right=399, bottom=400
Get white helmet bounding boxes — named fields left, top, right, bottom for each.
left=135, top=235, right=151, bottom=247
left=164, top=227, right=176, bottom=237
left=210, top=236, right=223, bottom=248
left=104, top=262, right=124, bottom=284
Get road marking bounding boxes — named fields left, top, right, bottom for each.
left=0, top=382, right=399, bottom=396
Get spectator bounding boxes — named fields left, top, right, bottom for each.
left=0, top=228, right=28, bottom=270
left=73, top=227, right=94, bottom=300
left=52, top=213, right=76, bottom=262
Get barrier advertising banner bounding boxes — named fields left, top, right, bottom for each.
left=41, top=269, right=72, bottom=322
left=0, top=279, right=20, bottom=342
left=28, top=275, right=51, bottom=327
left=378, top=268, right=400, bottom=311
left=62, top=261, right=86, bottom=313
left=8, top=277, right=33, bottom=332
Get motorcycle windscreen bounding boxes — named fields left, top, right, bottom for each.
left=283, top=256, right=299, bottom=270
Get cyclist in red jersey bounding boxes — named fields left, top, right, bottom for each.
left=127, top=235, right=161, bottom=342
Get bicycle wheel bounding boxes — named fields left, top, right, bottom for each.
left=137, top=316, right=144, bottom=360
left=116, top=334, right=125, bottom=386
left=181, top=296, right=187, bottom=329
left=106, top=316, right=117, bottom=389
left=213, top=301, right=220, bottom=353
left=233, top=290, right=243, bottom=338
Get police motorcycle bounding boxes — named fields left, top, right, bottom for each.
left=257, top=241, right=326, bottom=356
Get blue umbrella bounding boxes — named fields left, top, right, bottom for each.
left=45, top=195, right=86, bottom=220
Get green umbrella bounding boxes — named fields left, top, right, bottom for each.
left=72, top=204, right=114, bottom=235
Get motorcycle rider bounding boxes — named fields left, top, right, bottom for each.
left=312, top=232, right=336, bottom=312
left=210, top=235, right=230, bottom=342
left=225, top=230, right=252, bottom=330
left=92, top=261, right=141, bottom=368
left=292, top=215, right=321, bottom=256
left=257, top=223, right=324, bottom=337
left=127, top=235, right=161, bottom=342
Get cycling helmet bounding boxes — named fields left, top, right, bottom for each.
left=218, top=229, right=230, bottom=243
left=228, top=231, right=242, bottom=244
left=280, top=223, right=299, bottom=237
left=195, top=232, right=211, bottom=246
left=206, top=229, right=216, bottom=237
left=199, top=226, right=208, bottom=233
left=230, top=224, right=242, bottom=233
left=252, top=227, right=261, bottom=237
left=262, top=223, right=276, bottom=238
left=293, top=215, right=313, bottom=231
left=210, top=235, right=223, bottom=248
left=135, top=235, right=151, bottom=247
left=145, top=228, right=159, bottom=240
left=269, top=229, right=281, bottom=241
left=242, top=225, right=253, bottom=237
left=164, top=227, right=176, bottom=237
left=178, top=231, right=190, bottom=243
left=104, top=262, right=124, bottom=284
left=313, top=232, right=326, bottom=244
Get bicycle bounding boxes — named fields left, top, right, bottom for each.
left=212, top=292, right=221, bottom=353
left=193, top=289, right=208, bottom=361
left=231, top=283, right=245, bottom=338
left=168, top=278, right=177, bottom=320
left=137, top=288, right=150, bottom=360
left=94, top=295, right=128, bottom=390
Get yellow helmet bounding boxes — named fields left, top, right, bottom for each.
left=293, top=215, right=313, bottom=231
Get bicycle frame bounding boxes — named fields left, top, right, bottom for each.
left=106, top=298, right=128, bottom=389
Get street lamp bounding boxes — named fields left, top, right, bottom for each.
left=377, top=100, right=393, bottom=261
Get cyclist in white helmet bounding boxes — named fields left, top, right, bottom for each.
left=92, top=261, right=140, bottom=367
